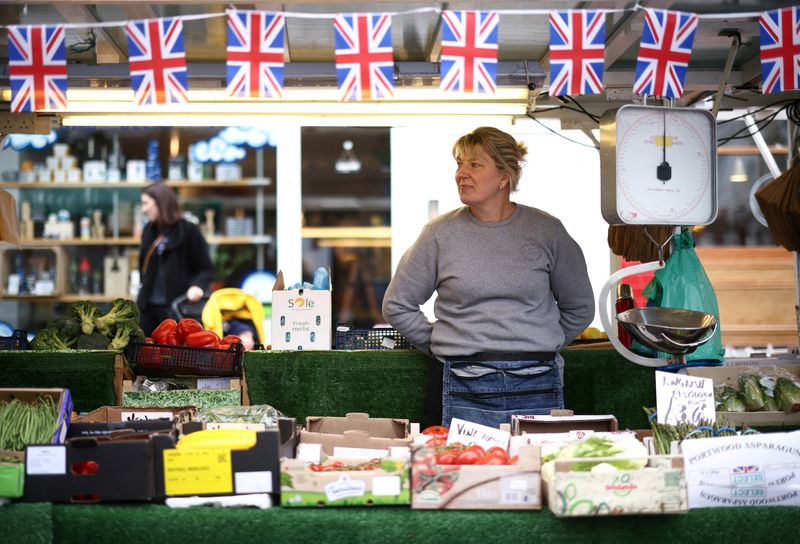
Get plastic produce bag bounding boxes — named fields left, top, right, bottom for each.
left=639, top=228, right=725, bottom=364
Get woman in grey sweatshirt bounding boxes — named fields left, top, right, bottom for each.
left=382, top=127, right=595, bottom=428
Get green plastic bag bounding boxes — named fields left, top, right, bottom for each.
left=640, top=228, right=725, bottom=363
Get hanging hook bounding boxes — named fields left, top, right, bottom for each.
left=643, top=226, right=674, bottom=265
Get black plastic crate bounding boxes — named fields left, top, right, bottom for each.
left=126, top=341, right=243, bottom=377
left=335, top=325, right=410, bottom=350
left=0, top=329, right=30, bottom=351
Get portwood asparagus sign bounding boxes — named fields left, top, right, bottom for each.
left=680, top=431, right=800, bottom=508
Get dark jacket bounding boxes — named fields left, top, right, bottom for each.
left=137, top=219, right=214, bottom=310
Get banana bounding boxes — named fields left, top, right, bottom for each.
left=176, top=429, right=257, bottom=451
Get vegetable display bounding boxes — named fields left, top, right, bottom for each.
left=31, top=299, right=144, bottom=352
left=714, top=371, right=800, bottom=414
left=0, top=396, right=59, bottom=451
left=540, top=436, right=649, bottom=483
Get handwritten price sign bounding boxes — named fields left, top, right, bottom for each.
left=655, top=371, right=716, bottom=426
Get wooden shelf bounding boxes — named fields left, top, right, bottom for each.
left=0, top=293, right=134, bottom=303
left=1, top=178, right=272, bottom=190
left=13, top=235, right=272, bottom=248
left=18, top=238, right=140, bottom=247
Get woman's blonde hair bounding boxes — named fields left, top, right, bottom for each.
left=452, top=127, right=528, bottom=191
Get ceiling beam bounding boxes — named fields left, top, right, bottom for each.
left=604, top=70, right=743, bottom=90
left=121, top=6, right=158, bottom=20
left=52, top=4, right=126, bottom=64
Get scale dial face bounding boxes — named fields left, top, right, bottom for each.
left=609, top=105, right=717, bottom=225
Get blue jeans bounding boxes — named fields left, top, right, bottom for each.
left=441, top=353, right=564, bottom=429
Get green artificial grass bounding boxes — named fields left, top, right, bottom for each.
left=0, top=503, right=790, bottom=544
left=0, top=350, right=119, bottom=413
left=244, top=350, right=431, bottom=424
left=244, top=349, right=655, bottom=429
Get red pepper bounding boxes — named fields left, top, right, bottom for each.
left=152, top=319, right=178, bottom=345
left=185, top=330, right=220, bottom=349
left=176, top=318, right=204, bottom=345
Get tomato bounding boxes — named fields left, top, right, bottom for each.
left=176, top=318, right=204, bottom=345
left=435, top=451, right=458, bottom=465
left=185, top=330, right=220, bottom=349
left=422, top=425, right=449, bottom=436
left=454, top=448, right=483, bottom=465
left=425, top=435, right=446, bottom=447
left=222, top=335, right=243, bottom=346
left=480, top=446, right=509, bottom=465
left=152, top=319, right=178, bottom=345
left=508, top=455, right=519, bottom=465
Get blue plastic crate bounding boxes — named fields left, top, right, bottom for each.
left=0, top=330, right=30, bottom=351
left=335, top=325, right=410, bottom=350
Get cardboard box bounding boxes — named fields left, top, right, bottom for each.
left=301, top=412, right=411, bottom=455
left=547, top=455, right=687, bottom=516
left=686, top=364, right=800, bottom=427
left=153, top=417, right=297, bottom=501
left=512, top=413, right=619, bottom=435
left=68, top=406, right=196, bottom=439
left=122, top=377, right=247, bottom=410
left=271, top=270, right=331, bottom=350
left=0, top=388, right=73, bottom=445
left=281, top=455, right=410, bottom=507
left=0, top=451, right=24, bottom=498
left=23, top=437, right=153, bottom=503
left=411, top=444, right=541, bottom=510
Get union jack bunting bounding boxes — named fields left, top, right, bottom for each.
left=7, top=25, right=67, bottom=112
left=440, top=10, right=499, bottom=93
left=759, top=7, right=800, bottom=94
left=548, top=10, right=605, bottom=96
left=633, top=8, right=698, bottom=98
left=334, top=13, right=394, bottom=101
left=733, top=466, right=761, bottom=473
left=126, top=17, right=189, bottom=105
left=227, top=11, right=285, bottom=98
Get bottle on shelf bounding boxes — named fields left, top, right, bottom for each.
left=615, top=283, right=635, bottom=349
left=78, top=255, right=91, bottom=295
left=146, top=139, right=162, bottom=181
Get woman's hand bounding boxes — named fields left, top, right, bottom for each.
left=186, top=285, right=204, bottom=302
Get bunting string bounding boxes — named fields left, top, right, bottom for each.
left=2, top=3, right=796, bottom=113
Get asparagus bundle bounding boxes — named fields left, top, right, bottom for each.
left=644, top=407, right=740, bottom=456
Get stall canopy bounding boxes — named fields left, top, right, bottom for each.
left=0, top=0, right=799, bottom=128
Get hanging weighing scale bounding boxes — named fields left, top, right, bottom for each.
left=598, top=101, right=720, bottom=367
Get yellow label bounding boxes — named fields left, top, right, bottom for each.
left=655, top=135, right=673, bottom=147
left=163, top=449, right=233, bottom=496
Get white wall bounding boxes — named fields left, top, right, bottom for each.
left=390, top=118, right=609, bottom=327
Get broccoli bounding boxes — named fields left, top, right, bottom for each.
left=31, top=328, right=71, bottom=351
left=93, top=298, right=140, bottom=335
left=71, top=300, right=101, bottom=335
left=47, top=316, right=81, bottom=348
left=76, top=331, right=111, bottom=350
left=108, top=320, right=146, bottom=351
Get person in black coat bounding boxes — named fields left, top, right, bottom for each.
left=137, top=182, right=214, bottom=336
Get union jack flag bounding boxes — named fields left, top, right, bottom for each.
left=440, top=10, right=498, bottom=93
left=227, top=11, right=285, bottom=98
left=733, top=466, right=761, bottom=473
left=7, top=25, right=67, bottom=113
left=633, top=8, right=698, bottom=98
left=759, top=7, right=800, bottom=94
left=334, top=13, right=394, bottom=101
left=548, top=10, right=605, bottom=96
left=126, top=17, right=189, bottom=105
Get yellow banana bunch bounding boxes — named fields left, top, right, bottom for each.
left=176, top=429, right=257, bottom=451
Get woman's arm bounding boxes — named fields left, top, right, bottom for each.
left=549, top=226, right=596, bottom=347
left=381, top=225, right=439, bottom=355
